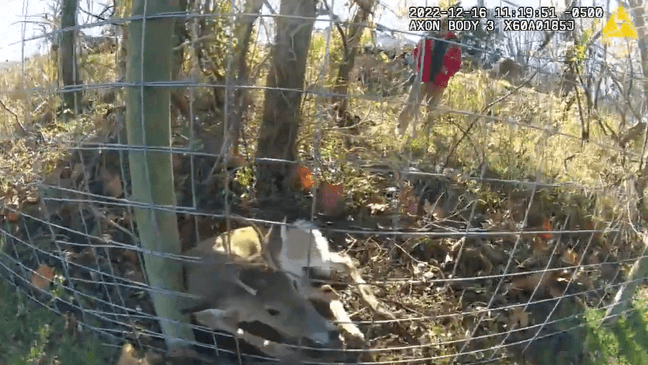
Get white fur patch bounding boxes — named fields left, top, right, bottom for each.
left=279, top=220, right=332, bottom=278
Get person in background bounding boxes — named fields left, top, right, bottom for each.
left=396, top=20, right=462, bottom=136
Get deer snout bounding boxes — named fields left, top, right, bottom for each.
left=310, top=328, right=339, bottom=346
left=308, top=321, right=338, bottom=346
left=302, top=305, right=339, bottom=345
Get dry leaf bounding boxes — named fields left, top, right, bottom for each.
left=5, top=211, right=20, bottom=223
left=64, top=312, right=79, bottom=337
left=585, top=219, right=601, bottom=241
left=508, top=307, right=529, bottom=328
left=144, top=351, right=164, bottom=365
left=561, top=248, right=578, bottom=265
left=510, top=272, right=550, bottom=293
left=70, top=163, right=84, bottom=182
left=366, top=195, right=389, bottom=215
left=121, top=249, right=140, bottom=266
left=122, top=211, right=132, bottom=226
left=297, top=165, right=315, bottom=190
left=172, top=154, right=183, bottom=172
left=25, top=189, right=39, bottom=203
left=367, top=202, right=389, bottom=215
left=531, top=236, right=550, bottom=255
left=117, top=343, right=143, bottom=365
left=548, top=284, right=564, bottom=298
left=320, top=182, right=345, bottom=216
left=539, top=219, right=552, bottom=239
left=100, top=166, right=123, bottom=198
left=230, top=150, right=245, bottom=167
left=123, top=264, right=146, bottom=284
left=427, top=199, right=447, bottom=220
left=400, top=186, right=419, bottom=216
left=30, top=264, right=54, bottom=290
left=44, top=166, right=63, bottom=185
left=73, top=247, right=98, bottom=267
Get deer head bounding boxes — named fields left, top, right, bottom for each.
left=183, top=249, right=337, bottom=345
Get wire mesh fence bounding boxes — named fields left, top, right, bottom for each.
left=0, top=0, right=647, bottom=364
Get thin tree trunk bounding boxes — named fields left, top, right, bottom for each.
left=126, top=0, right=194, bottom=349
left=170, top=0, right=190, bottom=122
left=255, top=0, right=317, bottom=198
left=332, top=0, right=376, bottom=127
left=59, top=0, right=81, bottom=116
left=628, top=0, right=647, bottom=113
left=221, top=0, right=264, bottom=158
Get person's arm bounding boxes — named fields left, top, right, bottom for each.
left=412, top=43, right=421, bottom=71
left=442, top=47, right=462, bottom=76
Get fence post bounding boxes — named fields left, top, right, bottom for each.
left=126, top=0, right=195, bottom=349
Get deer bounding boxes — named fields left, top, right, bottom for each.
left=181, top=241, right=340, bottom=361
left=195, top=218, right=397, bottom=342
left=188, top=224, right=366, bottom=343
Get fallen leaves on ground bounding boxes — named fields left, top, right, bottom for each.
left=539, top=218, right=552, bottom=240
left=297, top=165, right=315, bottom=190
left=30, top=264, right=54, bottom=291
left=319, top=182, right=345, bottom=216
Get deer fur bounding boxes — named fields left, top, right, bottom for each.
left=194, top=223, right=370, bottom=342
left=264, top=219, right=396, bottom=321
left=181, top=244, right=338, bottom=351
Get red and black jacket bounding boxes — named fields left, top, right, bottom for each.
left=412, top=31, right=462, bottom=87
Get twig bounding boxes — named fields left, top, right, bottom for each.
left=263, top=0, right=276, bottom=14
left=322, top=0, right=348, bottom=57
left=444, top=70, right=539, bottom=168
left=0, top=98, right=27, bottom=134
left=573, top=69, right=589, bottom=142
left=78, top=4, right=108, bottom=22
left=88, top=205, right=139, bottom=244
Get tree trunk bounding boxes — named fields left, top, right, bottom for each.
left=220, top=0, right=264, bottom=158
left=170, top=0, right=190, bottom=122
left=628, top=0, right=647, bottom=114
left=255, top=0, right=317, bottom=198
left=59, top=0, right=81, bottom=116
left=126, top=0, right=194, bottom=349
left=332, top=0, right=376, bottom=127
left=114, top=0, right=131, bottom=81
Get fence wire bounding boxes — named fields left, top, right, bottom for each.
left=1, top=0, right=647, bottom=364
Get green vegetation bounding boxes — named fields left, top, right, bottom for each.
left=583, top=290, right=648, bottom=365
left=0, top=279, right=115, bottom=365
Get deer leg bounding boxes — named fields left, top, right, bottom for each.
left=299, top=281, right=365, bottom=344
left=329, top=252, right=396, bottom=320
left=304, top=284, right=365, bottom=343
left=319, top=285, right=365, bottom=342
left=329, top=299, right=365, bottom=343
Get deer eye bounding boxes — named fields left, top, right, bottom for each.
left=292, top=279, right=299, bottom=290
left=266, top=308, right=280, bottom=316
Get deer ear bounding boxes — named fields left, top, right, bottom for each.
left=262, top=225, right=274, bottom=246
left=263, top=224, right=283, bottom=251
